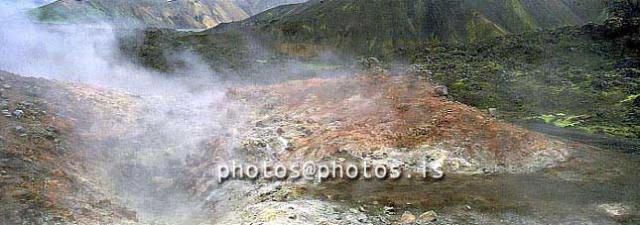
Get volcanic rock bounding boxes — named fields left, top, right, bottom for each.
left=228, top=75, right=572, bottom=175
left=418, top=210, right=438, bottom=222
left=15, top=126, right=27, bottom=134
left=598, top=203, right=633, bottom=222
left=12, top=109, right=24, bottom=118
left=400, top=211, right=416, bottom=223
left=434, top=85, right=448, bottom=97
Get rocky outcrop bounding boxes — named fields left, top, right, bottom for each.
left=583, top=0, right=640, bottom=51
left=223, top=74, right=573, bottom=176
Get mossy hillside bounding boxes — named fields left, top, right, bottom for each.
left=117, top=28, right=251, bottom=72
left=121, top=0, right=607, bottom=71
left=120, top=24, right=640, bottom=138
left=405, top=27, right=639, bottom=138
left=118, top=1, right=638, bottom=138
left=236, top=0, right=606, bottom=58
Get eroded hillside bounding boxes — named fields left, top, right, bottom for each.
left=32, top=0, right=249, bottom=28
left=30, top=0, right=308, bottom=29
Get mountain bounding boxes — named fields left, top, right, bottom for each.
left=123, top=0, right=607, bottom=69
left=232, top=0, right=307, bottom=15
left=30, top=0, right=306, bottom=29
left=119, top=0, right=640, bottom=139
left=120, top=0, right=610, bottom=70
left=216, top=0, right=607, bottom=56
left=30, top=0, right=248, bottom=29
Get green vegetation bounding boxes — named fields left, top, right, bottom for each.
left=118, top=28, right=254, bottom=72
left=403, top=2, right=640, bottom=137
left=242, top=0, right=605, bottom=58
left=118, top=0, right=606, bottom=70
left=119, top=0, right=639, bottom=138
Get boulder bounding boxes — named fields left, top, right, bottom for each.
left=11, top=188, right=31, bottom=199
left=361, top=57, right=385, bottom=74
left=117, top=208, right=138, bottom=222
left=407, top=64, right=433, bottom=78
left=417, top=210, right=438, bottom=222
left=400, top=211, right=416, bottom=224
left=433, top=85, right=448, bottom=97
left=383, top=206, right=396, bottom=215
left=15, top=126, right=27, bottom=134
left=615, top=57, right=639, bottom=69
left=364, top=57, right=381, bottom=69
left=598, top=203, right=633, bottom=222
left=623, top=68, right=640, bottom=78
left=12, top=109, right=24, bottom=118
left=488, top=108, right=498, bottom=118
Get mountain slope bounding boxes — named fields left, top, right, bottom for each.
left=232, top=0, right=307, bottom=15
left=119, top=1, right=640, bottom=139
left=121, top=0, right=608, bottom=70
left=30, top=0, right=308, bottom=29
left=221, top=0, right=607, bottom=56
left=31, top=0, right=249, bottom=29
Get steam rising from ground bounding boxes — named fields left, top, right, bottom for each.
left=5, top=3, right=640, bottom=225
left=0, top=2, right=357, bottom=223
left=0, top=4, right=248, bottom=224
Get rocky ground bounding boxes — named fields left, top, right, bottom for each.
left=186, top=70, right=640, bottom=224
left=0, top=71, right=140, bottom=224
left=222, top=73, right=573, bottom=174
left=1, top=68, right=639, bottom=225
left=2, top=1, right=639, bottom=225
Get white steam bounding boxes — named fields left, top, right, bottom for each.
left=0, top=2, right=354, bottom=224
left=0, top=3, right=245, bottom=224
